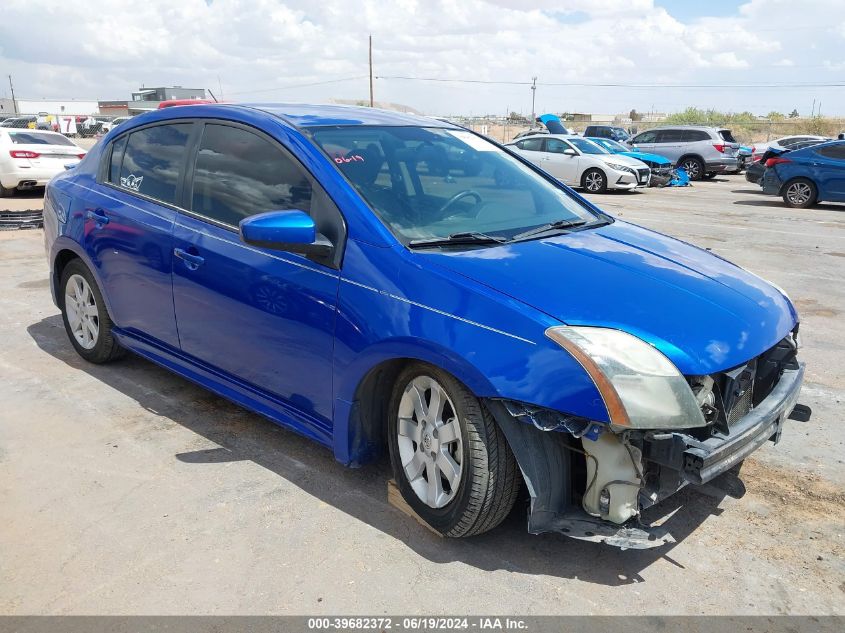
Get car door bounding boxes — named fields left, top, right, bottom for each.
left=813, top=144, right=845, bottom=200
left=655, top=129, right=686, bottom=163
left=543, top=138, right=580, bottom=184
left=82, top=122, right=192, bottom=349
left=171, top=121, right=343, bottom=429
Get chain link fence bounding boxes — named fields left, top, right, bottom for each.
left=0, top=112, right=127, bottom=137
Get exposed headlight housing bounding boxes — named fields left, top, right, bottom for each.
left=545, top=326, right=707, bottom=429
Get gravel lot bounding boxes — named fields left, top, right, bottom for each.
left=0, top=174, right=843, bottom=615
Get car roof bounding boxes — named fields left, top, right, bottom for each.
left=641, top=125, right=718, bottom=131
left=247, top=103, right=455, bottom=129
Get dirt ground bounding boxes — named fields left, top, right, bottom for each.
left=0, top=174, right=843, bottom=615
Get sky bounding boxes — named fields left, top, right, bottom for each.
left=1, top=0, right=844, bottom=117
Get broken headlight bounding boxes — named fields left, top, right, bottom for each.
left=545, top=326, right=707, bottom=429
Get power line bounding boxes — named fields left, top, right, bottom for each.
left=227, top=75, right=367, bottom=97
left=376, top=75, right=845, bottom=89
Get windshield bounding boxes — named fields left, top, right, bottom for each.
left=593, top=138, right=628, bottom=153
left=8, top=131, right=75, bottom=146
left=568, top=138, right=609, bottom=155
left=307, top=126, right=602, bottom=243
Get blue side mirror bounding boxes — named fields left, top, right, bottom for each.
left=239, top=210, right=332, bottom=258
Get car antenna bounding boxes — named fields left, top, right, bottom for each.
left=207, top=89, right=219, bottom=103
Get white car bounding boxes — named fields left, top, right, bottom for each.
left=101, top=116, right=131, bottom=134
left=0, top=129, right=86, bottom=197
left=507, top=134, right=650, bottom=192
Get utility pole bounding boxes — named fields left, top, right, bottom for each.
left=368, top=35, right=374, bottom=108
left=8, top=75, right=17, bottom=114
left=530, top=76, right=537, bottom=121
left=811, top=98, right=816, bottom=117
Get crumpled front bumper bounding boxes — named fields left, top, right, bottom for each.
left=644, top=363, right=804, bottom=487
left=487, top=363, right=805, bottom=550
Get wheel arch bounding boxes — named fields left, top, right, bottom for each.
left=332, top=342, right=498, bottom=466
left=676, top=153, right=704, bottom=168
left=779, top=175, right=818, bottom=198
left=50, top=238, right=117, bottom=321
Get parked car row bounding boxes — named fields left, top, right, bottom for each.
left=753, top=139, right=845, bottom=208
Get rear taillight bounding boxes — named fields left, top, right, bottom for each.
left=713, top=144, right=726, bottom=153
left=766, top=157, right=791, bottom=167
left=10, top=150, right=40, bottom=159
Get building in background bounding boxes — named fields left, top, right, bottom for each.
left=129, top=86, right=207, bottom=112
left=0, top=98, right=15, bottom=115
left=14, top=99, right=99, bottom=116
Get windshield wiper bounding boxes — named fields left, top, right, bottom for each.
left=408, top=231, right=507, bottom=248
left=511, top=219, right=589, bottom=241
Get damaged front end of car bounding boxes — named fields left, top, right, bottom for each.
left=486, top=326, right=806, bottom=550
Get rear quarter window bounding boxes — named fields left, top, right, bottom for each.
left=9, top=131, right=75, bottom=146
left=816, top=144, right=845, bottom=160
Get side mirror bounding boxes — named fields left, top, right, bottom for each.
left=239, top=210, right=332, bottom=258
left=563, top=148, right=577, bottom=156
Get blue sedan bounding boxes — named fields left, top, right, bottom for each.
left=762, top=140, right=845, bottom=208
left=43, top=103, right=805, bottom=548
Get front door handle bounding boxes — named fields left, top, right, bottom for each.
left=86, top=208, right=109, bottom=226
left=174, top=247, right=205, bottom=270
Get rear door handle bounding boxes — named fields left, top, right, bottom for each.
left=173, top=247, right=205, bottom=270
left=86, top=208, right=109, bottom=226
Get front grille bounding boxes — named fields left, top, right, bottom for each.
left=727, top=382, right=753, bottom=426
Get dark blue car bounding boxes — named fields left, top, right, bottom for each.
left=43, top=104, right=805, bottom=548
left=762, top=140, right=845, bottom=208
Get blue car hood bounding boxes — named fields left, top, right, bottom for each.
left=621, top=151, right=671, bottom=165
left=422, top=221, right=797, bottom=374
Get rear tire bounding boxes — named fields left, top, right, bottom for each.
left=387, top=363, right=521, bottom=537
left=679, top=157, right=705, bottom=181
left=582, top=168, right=608, bottom=193
left=0, top=182, right=15, bottom=198
left=782, top=178, right=817, bottom=209
left=59, top=259, right=126, bottom=363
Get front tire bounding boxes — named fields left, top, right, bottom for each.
left=387, top=364, right=520, bottom=537
left=782, top=178, right=817, bottom=209
left=582, top=168, right=607, bottom=193
left=60, top=259, right=125, bottom=363
left=679, top=157, right=705, bottom=181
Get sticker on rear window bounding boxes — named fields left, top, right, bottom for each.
left=446, top=130, right=495, bottom=151
left=120, top=174, right=143, bottom=192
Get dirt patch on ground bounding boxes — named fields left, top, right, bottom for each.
left=742, top=458, right=845, bottom=521
left=792, top=298, right=840, bottom=318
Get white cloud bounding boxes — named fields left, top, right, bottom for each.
left=0, top=0, right=843, bottom=115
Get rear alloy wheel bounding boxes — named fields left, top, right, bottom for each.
left=60, top=259, right=126, bottom=363
left=680, top=157, right=705, bottom=181
left=388, top=364, right=521, bottom=537
left=782, top=178, right=817, bottom=209
left=582, top=168, right=607, bottom=193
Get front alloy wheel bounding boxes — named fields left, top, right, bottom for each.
left=387, top=364, right=521, bottom=537
left=583, top=168, right=607, bottom=193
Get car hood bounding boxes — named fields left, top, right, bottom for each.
left=620, top=151, right=671, bottom=166
left=420, top=221, right=797, bottom=374
left=595, top=153, right=646, bottom=168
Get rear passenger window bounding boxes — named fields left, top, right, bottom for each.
left=682, top=130, right=711, bottom=142
left=816, top=144, right=845, bottom=160
left=657, top=130, right=685, bottom=143
left=190, top=124, right=314, bottom=227
left=517, top=138, right=544, bottom=151
left=118, top=124, right=193, bottom=204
